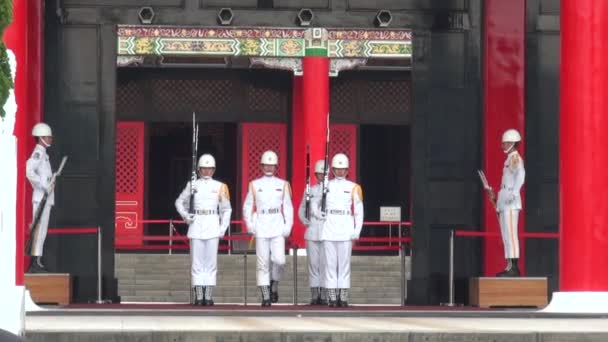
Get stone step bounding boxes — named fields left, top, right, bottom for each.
left=116, top=253, right=409, bottom=304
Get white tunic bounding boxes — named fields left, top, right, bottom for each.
left=26, top=144, right=54, bottom=205
left=243, top=176, right=294, bottom=238
left=297, top=183, right=324, bottom=241
left=496, top=151, right=525, bottom=212
left=312, top=178, right=364, bottom=241
left=175, top=178, right=232, bottom=240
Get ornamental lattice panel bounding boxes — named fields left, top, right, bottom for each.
left=240, top=123, right=287, bottom=229
left=366, top=80, right=411, bottom=114
left=149, top=78, right=234, bottom=115
left=115, top=122, right=145, bottom=247
left=329, top=124, right=358, bottom=182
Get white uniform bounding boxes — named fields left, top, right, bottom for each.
left=496, top=151, right=525, bottom=259
left=312, top=178, right=363, bottom=290
left=243, top=176, right=293, bottom=286
left=175, top=178, right=232, bottom=286
left=26, top=144, right=54, bottom=257
left=298, top=183, right=325, bottom=289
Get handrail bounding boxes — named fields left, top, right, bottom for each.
left=115, top=219, right=413, bottom=253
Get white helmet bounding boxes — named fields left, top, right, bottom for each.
left=331, top=153, right=349, bottom=169
left=198, top=154, right=216, bottom=168
left=502, top=129, right=521, bottom=143
left=32, top=123, right=52, bottom=137
left=261, top=150, right=278, bottom=165
left=314, top=160, right=325, bottom=174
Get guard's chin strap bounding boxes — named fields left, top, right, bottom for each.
left=201, top=176, right=211, bottom=179
left=40, top=138, right=51, bottom=148
left=503, top=143, right=514, bottom=154
left=264, top=172, right=274, bottom=177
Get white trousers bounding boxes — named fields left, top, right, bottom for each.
left=306, top=240, right=325, bottom=288
left=190, top=238, right=219, bottom=286
left=498, top=209, right=520, bottom=259
left=31, top=201, right=52, bottom=257
left=323, top=240, right=352, bottom=289
left=256, top=236, right=285, bottom=286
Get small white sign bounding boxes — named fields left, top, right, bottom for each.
left=380, top=206, right=401, bottom=222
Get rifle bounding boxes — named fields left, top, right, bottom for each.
left=477, top=169, right=496, bottom=210
left=320, top=113, right=330, bottom=213
left=25, top=156, right=68, bottom=255
left=189, top=112, right=199, bottom=215
left=304, top=145, right=311, bottom=220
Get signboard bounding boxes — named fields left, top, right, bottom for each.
left=380, top=206, right=401, bottom=222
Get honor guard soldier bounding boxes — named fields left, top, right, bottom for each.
left=312, top=153, right=364, bottom=307
left=496, top=129, right=525, bottom=277
left=243, top=150, right=294, bottom=307
left=175, top=154, right=232, bottom=305
left=25, top=123, right=55, bottom=273
left=298, top=160, right=328, bottom=305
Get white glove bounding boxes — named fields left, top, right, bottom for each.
left=316, top=211, right=327, bottom=221
left=507, top=192, right=516, bottom=204
left=248, top=226, right=256, bottom=235
left=351, top=232, right=360, bottom=240
left=184, top=214, right=195, bottom=225
left=282, top=227, right=292, bottom=238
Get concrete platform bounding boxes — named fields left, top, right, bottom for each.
left=25, top=304, right=608, bottom=341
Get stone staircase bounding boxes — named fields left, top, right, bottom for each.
left=116, top=253, right=410, bottom=304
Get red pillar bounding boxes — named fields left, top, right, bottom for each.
left=560, top=0, right=608, bottom=291
left=482, top=0, right=526, bottom=276
left=3, top=0, right=44, bottom=285
left=290, top=56, right=329, bottom=248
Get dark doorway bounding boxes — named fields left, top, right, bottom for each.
left=146, top=122, right=237, bottom=237
left=359, top=125, right=411, bottom=241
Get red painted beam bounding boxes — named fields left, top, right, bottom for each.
left=483, top=0, right=526, bottom=276
left=560, top=0, right=608, bottom=291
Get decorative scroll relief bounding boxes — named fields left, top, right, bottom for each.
left=329, top=59, right=367, bottom=77
left=117, top=56, right=144, bottom=67
left=117, top=25, right=412, bottom=59
left=250, top=57, right=303, bottom=76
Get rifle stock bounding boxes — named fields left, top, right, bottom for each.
left=25, top=156, right=68, bottom=255
left=189, top=112, right=198, bottom=214
left=321, top=113, right=330, bottom=212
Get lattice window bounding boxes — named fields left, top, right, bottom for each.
left=329, top=124, right=357, bottom=181
left=150, top=78, right=233, bottom=114
left=116, top=80, right=145, bottom=119
left=330, top=78, right=358, bottom=116
left=116, top=124, right=142, bottom=194
left=365, top=80, right=410, bottom=114
left=247, top=84, right=283, bottom=112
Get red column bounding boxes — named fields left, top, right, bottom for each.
left=560, top=0, right=608, bottom=291
left=482, top=0, right=526, bottom=276
left=3, top=0, right=44, bottom=285
left=291, top=76, right=305, bottom=247
left=290, top=57, right=329, bottom=248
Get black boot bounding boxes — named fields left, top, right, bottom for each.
left=194, top=286, right=204, bottom=306
left=327, top=289, right=338, bottom=307
left=497, top=259, right=520, bottom=277
left=27, top=257, right=48, bottom=274
left=261, top=286, right=272, bottom=307
left=203, top=286, right=214, bottom=306
left=270, top=280, right=279, bottom=303
left=310, top=287, right=320, bottom=305
left=318, top=288, right=328, bottom=305
left=338, top=289, right=349, bottom=307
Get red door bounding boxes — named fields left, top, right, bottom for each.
left=115, top=122, right=145, bottom=247
left=329, top=124, right=358, bottom=181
